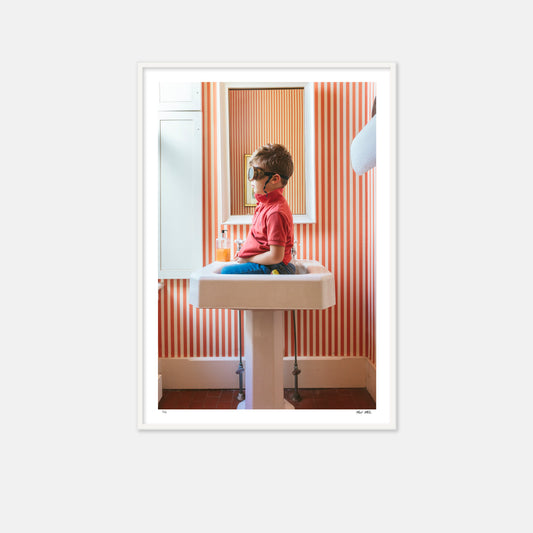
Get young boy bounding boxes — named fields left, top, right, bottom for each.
left=221, top=143, right=295, bottom=275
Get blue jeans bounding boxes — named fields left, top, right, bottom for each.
left=220, top=261, right=296, bottom=275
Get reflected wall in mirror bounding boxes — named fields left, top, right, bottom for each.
left=229, top=87, right=305, bottom=215
left=219, top=82, right=315, bottom=224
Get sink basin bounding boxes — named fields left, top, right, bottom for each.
left=189, top=259, right=335, bottom=310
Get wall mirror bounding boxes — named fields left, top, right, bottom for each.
left=218, top=82, right=315, bottom=224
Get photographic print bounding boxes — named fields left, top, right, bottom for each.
left=138, top=63, right=396, bottom=430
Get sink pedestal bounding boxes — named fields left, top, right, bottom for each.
left=237, top=310, right=294, bottom=410
left=188, top=260, right=336, bottom=410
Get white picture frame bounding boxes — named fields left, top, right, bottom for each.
left=138, top=62, right=397, bottom=430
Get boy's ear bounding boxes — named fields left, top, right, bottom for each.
left=273, top=174, right=287, bottom=188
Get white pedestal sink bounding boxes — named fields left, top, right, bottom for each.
left=189, top=260, right=335, bottom=409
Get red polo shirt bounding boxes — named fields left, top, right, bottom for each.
left=238, top=189, right=294, bottom=264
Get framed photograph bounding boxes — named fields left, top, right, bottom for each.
left=138, top=62, right=397, bottom=430
left=244, top=154, right=256, bottom=207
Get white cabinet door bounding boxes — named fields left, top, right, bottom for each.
left=159, top=82, right=201, bottom=111
left=159, top=112, right=203, bottom=278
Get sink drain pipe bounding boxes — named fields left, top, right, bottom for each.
left=291, top=310, right=302, bottom=402
left=236, top=310, right=245, bottom=401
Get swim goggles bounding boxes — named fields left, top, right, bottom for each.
left=247, top=166, right=287, bottom=182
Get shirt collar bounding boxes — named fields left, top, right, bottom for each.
left=255, top=189, right=284, bottom=204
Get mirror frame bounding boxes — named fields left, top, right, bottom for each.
left=218, top=82, right=316, bottom=225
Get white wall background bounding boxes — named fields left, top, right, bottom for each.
left=1, top=1, right=531, bottom=531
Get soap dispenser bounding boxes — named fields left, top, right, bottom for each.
left=216, top=229, right=231, bottom=262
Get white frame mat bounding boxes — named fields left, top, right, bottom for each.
left=137, top=62, right=397, bottom=430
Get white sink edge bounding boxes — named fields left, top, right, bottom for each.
left=193, top=259, right=329, bottom=279
left=191, top=273, right=332, bottom=281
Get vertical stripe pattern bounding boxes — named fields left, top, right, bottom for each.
left=159, top=82, right=375, bottom=364
left=228, top=88, right=306, bottom=215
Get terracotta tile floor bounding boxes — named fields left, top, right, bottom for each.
left=158, top=388, right=376, bottom=410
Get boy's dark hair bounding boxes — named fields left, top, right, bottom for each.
left=250, top=143, right=294, bottom=187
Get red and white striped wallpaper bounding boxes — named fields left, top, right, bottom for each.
left=159, top=82, right=376, bottom=365
left=229, top=88, right=306, bottom=215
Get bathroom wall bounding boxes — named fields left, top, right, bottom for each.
left=159, top=82, right=376, bottom=365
